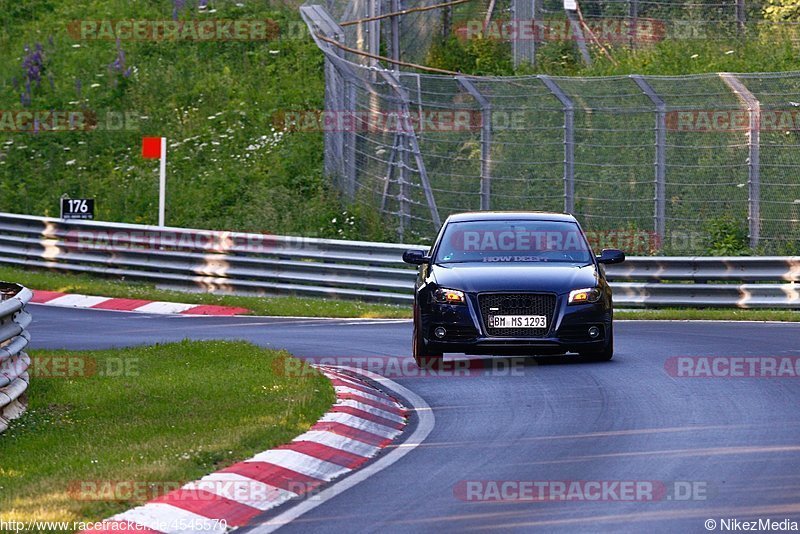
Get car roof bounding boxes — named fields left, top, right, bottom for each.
left=444, top=211, right=578, bottom=223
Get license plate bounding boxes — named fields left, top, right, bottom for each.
left=488, top=315, right=547, bottom=328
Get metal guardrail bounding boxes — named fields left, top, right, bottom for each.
left=0, top=212, right=798, bottom=308
left=0, top=282, right=32, bottom=435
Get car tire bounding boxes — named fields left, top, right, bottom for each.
left=580, top=325, right=614, bottom=361
left=412, top=319, right=443, bottom=369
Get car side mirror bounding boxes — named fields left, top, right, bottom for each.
left=403, top=249, right=430, bottom=265
left=597, top=248, right=625, bottom=265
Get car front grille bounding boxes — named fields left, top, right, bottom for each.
left=478, top=293, right=556, bottom=337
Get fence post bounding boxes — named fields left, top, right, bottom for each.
left=736, top=0, right=746, bottom=34
left=511, top=0, right=537, bottom=68
left=457, top=77, right=492, bottom=210
left=390, top=0, right=401, bottom=68
left=442, top=3, right=452, bottom=40
left=720, top=73, right=761, bottom=249
left=631, top=75, right=666, bottom=244
left=628, top=0, right=639, bottom=48
left=343, top=82, right=357, bottom=200
left=300, top=5, right=357, bottom=200
left=540, top=75, right=575, bottom=214
left=367, top=0, right=381, bottom=67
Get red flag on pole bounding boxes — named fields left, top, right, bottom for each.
left=142, top=137, right=168, bottom=226
left=142, top=137, right=163, bottom=159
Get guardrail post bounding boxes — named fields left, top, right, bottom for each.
left=540, top=75, right=575, bottom=214
left=631, top=75, right=666, bottom=245
left=0, top=283, right=32, bottom=435
left=457, top=77, right=492, bottom=211
left=720, top=73, right=761, bottom=249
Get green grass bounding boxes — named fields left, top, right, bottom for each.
left=0, top=340, right=335, bottom=530
left=0, top=264, right=411, bottom=318
left=617, top=308, right=800, bottom=321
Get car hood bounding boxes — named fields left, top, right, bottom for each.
left=430, top=262, right=599, bottom=294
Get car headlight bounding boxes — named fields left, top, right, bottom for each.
left=568, top=287, right=602, bottom=305
left=432, top=288, right=466, bottom=305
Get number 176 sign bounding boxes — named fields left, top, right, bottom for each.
left=60, top=198, right=95, bottom=220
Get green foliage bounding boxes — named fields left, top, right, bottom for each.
left=704, top=216, right=751, bottom=255
left=427, top=35, right=514, bottom=75
left=431, top=15, right=800, bottom=77
left=764, top=0, right=800, bottom=21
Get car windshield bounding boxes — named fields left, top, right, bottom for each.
left=435, top=220, right=593, bottom=264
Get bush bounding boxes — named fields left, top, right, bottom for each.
left=704, top=216, right=750, bottom=256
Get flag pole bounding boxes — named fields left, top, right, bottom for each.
left=158, top=137, right=167, bottom=227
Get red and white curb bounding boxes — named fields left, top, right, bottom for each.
left=81, top=366, right=418, bottom=534
left=30, top=290, right=249, bottom=316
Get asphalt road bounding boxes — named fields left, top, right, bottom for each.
left=30, top=305, right=800, bottom=534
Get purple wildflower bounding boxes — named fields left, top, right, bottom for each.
left=108, top=39, right=132, bottom=83
left=173, top=0, right=187, bottom=20
left=19, top=42, right=47, bottom=107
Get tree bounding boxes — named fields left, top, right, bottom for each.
left=764, top=0, right=800, bottom=21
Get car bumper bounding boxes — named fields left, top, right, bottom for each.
left=421, top=294, right=611, bottom=355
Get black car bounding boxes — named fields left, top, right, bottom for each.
left=403, top=212, right=625, bottom=367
